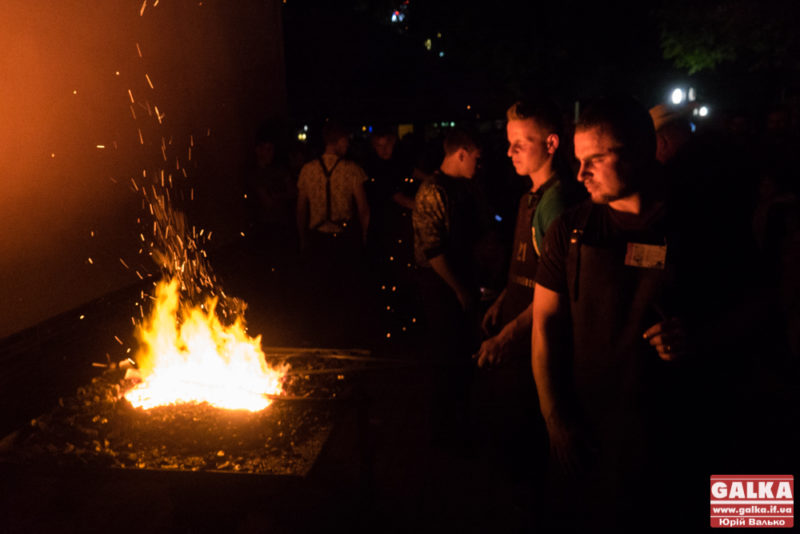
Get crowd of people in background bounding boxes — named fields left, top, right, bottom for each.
left=243, top=95, right=799, bottom=530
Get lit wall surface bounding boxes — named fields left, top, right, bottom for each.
left=0, top=1, right=286, bottom=338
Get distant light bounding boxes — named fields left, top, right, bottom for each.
left=297, top=132, right=307, bottom=141
left=96, top=145, right=105, bottom=149
left=424, top=38, right=432, bottom=51
left=449, top=121, right=455, bottom=127
left=438, top=51, right=445, bottom=58
left=466, top=104, right=471, bottom=110
left=73, top=90, right=77, bottom=95
left=698, top=105, right=709, bottom=117
left=671, top=88, right=685, bottom=105
left=368, top=125, right=373, bottom=133
left=494, top=214, right=503, bottom=222
left=690, top=122, right=697, bottom=133
left=440, top=121, right=447, bottom=127
left=362, top=125, right=367, bottom=132
left=688, top=87, right=696, bottom=102
left=303, top=125, right=308, bottom=132
left=436, top=32, right=442, bottom=38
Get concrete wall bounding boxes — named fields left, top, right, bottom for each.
left=0, top=0, right=286, bottom=338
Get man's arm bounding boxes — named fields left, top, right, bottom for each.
left=391, top=191, right=415, bottom=211
left=532, top=283, right=570, bottom=423
left=429, top=254, right=475, bottom=311
left=481, top=287, right=507, bottom=335
left=532, top=282, right=591, bottom=476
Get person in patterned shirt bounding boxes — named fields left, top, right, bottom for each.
left=295, top=121, right=371, bottom=344
left=296, top=121, right=370, bottom=251
left=412, top=128, right=484, bottom=443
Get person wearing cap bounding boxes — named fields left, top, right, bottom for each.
left=649, top=103, right=693, bottom=165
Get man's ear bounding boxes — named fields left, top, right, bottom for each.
left=546, top=134, right=560, bottom=155
left=457, top=148, right=466, bottom=162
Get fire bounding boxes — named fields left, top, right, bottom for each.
left=124, top=278, right=286, bottom=411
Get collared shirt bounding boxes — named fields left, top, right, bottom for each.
left=297, top=154, right=368, bottom=233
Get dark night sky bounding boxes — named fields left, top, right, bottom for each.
left=281, top=0, right=800, bottom=125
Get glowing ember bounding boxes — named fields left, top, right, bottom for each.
left=125, top=278, right=286, bottom=411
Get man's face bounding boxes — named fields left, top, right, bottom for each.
left=461, top=147, right=481, bottom=178
left=574, top=126, right=634, bottom=204
left=371, top=135, right=396, bottom=160
left=255, top=141, right=275, bottom=167
left=506, top=119, right=554, bottom=176
left=334, top=136, right=349, bottom=157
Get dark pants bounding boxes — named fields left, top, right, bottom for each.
left=414, top=268, right=480, bottom=444
left=302, top=229, right=368, bottom=346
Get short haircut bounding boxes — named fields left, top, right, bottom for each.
left=443, top=128, right=477, bottom=156
left=255, top=122, right=278, bottom=145
left=576, top=95, right=656, bottom=164
left=322, top=121, right=349, bottom=146
left=506, top=96, right=562, bottom=137
left=371, top=123, right=396, bottom=138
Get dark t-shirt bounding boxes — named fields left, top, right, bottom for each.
left=536, top=199, right=669, bottom=294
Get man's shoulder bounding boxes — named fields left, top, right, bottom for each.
left=541, top=179, right=568, bottom=204
left=416, top=178, right=445, bottom=195
left=555, top=198, right=595, bottom=229
left=337, top=158, right=364, bottom=171
left=299, top=159, right=322, bottom=175
left=535, top=180, right=572, bottom=220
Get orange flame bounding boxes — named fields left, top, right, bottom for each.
left=124, top=278, right=286, bottom=411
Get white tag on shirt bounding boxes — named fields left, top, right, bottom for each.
left=624, top=242, right=667, bottom=269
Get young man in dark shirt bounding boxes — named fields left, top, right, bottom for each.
left=532, top=96, right=692, bottom=529
left=476, top=97, right=570, bottom=367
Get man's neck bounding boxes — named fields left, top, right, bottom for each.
left=608, top=192, right=644, bottom=215
left=323, top=147, right=340, bottom=157
left=529, top=162, right=554, bottom=192
left=439, top=159, right=464, bottom=178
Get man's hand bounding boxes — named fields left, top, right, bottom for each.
left=473, top=329, right=514, bottom=368
left=545, top=412, right=595, bottom=479
left=643, top=317, right=691, bottom=361
left=481, top=292, right=505, bottom=336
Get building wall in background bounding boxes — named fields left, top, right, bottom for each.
left=0, top=0, right=286, bottom=338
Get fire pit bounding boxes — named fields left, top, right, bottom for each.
left=0, top=348, right=383, bottom=478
